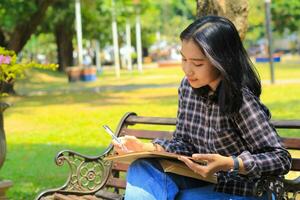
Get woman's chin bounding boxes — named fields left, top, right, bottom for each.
left=189, top=81, right=203, bottom=88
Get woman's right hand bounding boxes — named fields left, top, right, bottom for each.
left=112, top=135, right=144, bottom=155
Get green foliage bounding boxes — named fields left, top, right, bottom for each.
left=0, top=46, right=57, bottom=95
left=245, top=0, right=300, bottom=47
left=272, top=0, right=300, bottom=34
left=39, top=0, right=196, bottom=49
left=40, top=0, right=113, bottom=46
left=81, top=0, right=112, bottom=43
left=141, top=0, right=196, bottom=44
left=245, top=0, right=265, bottom=45
left=40, top=1, right=75, bottom=33
left=0, top=0, right=38, bottom=33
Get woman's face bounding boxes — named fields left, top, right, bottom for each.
left=181, top=39, right=221, bottom=90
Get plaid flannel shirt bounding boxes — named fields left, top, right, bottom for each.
left=154, top=77, right=291, bottom=196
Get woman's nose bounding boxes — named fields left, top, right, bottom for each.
left=183, top=63, right=193, bottom=76
left=186, top=70, right=193, bottom=76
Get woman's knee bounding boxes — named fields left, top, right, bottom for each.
left=126, top=159, right=179, bottom=200
left=130, top=158, right=153, bottom=168
left=128, top=158, right=162, bottom=174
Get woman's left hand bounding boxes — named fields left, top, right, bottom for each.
left=178, top=154, right=233, bottom=178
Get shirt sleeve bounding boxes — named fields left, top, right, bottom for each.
left=232, top=89, right=292, bottom=178
left=153, top=78, right=196, bottom=156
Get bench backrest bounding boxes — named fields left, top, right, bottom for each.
left=105, top=112, right=300, bottom=191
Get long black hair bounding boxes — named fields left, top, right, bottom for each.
left=180, top=16, right=261, bottom=114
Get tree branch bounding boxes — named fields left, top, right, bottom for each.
left=0, top=28, right=7, bottom=47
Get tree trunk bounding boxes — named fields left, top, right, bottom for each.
left=55, top=23, right=74, bottom=72
left=196, top=0, right=249, bottom=40
left=0, top=0, right=56, bottom=95
left=0, top=28, right=7, bottom=47
left=7, top=0, right=57, bottom=53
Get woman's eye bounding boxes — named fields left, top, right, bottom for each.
left=195, top=64, right=203, bottom=67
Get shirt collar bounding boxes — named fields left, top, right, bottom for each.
left=191, top=81, right=222, bottom=102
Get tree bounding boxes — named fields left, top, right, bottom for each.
left=244, top=0, right=265, bottom=47
left=41, top=1, right=75, bottom=71
left=0, top=0, right=57, bottom=94
left=0, top=0, right=56, bottom=52
left=40, top=0, right=113, bottom=71
left=150, top=0, right=196, bottom=44
left=272, top=0, right=300, bottom=34
left=196, top=0, right=249, bottom=40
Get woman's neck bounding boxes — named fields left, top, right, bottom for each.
left=208, top=75, right=222, bottom=92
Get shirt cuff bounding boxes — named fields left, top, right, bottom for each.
left=152, top=138, right=170, bottom=151
left=238, top=151, right=261, bottom=179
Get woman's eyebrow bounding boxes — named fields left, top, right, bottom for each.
left=180, top=51, right=205, bottom=61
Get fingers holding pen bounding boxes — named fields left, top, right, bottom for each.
left=112, top=137, right=129, bottom=154
left=112, top=135, right=143, bottom=154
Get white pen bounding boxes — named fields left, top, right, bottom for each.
left=103, top=125, right=129, bottom=152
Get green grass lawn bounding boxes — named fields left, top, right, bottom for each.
left=1, top=61, right=300, bottom=199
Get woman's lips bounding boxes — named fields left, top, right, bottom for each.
left=187, top=78, right=198, bottom=82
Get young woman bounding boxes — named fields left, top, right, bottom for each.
left=113, top=16, right=291, bottom=200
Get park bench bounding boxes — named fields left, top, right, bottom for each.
left=36, top=112, right=300, bottom=200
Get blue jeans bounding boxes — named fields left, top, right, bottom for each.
left=125, top=159, right=270, bottom=200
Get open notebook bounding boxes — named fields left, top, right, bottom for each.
left=104, top=151, right=217, bottom=184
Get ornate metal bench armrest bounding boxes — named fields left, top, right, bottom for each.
left=261, top=175, right=300, bottom=200
left=282, top=176, right=300, bottom=200
left=35, top=146, right=114, bottom=200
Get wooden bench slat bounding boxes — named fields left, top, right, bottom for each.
left=291, top=158, right=300, bottom=171
left=272, top=120, right=300, bottom=129
left=106, top=177, right=126, bottom=189
left=126, top=116, right=176, bottom=125
left=53, top=193, right=75, bottom=200
left=112, top=162, right=129, bottom=172
left=125, top=116, right=300, bottom=128
left=95, top=190, right=123, bottom=200
left=120, top=128, right=173, bottom=139
left=53, top=194, right=99, bottom=200
left=282, top=138, right=300, bottom=150
left=73, top=195, right=96, bottom=200
left=81, top=196, right=100, bottom=200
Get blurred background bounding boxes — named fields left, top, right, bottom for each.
left=0, top=0, right=299, bottom=199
